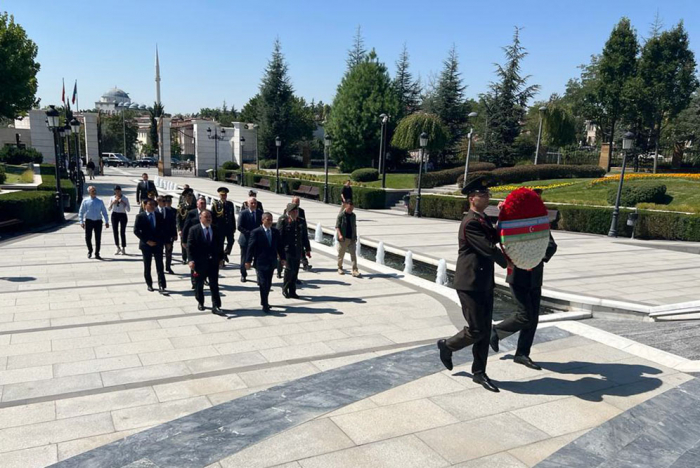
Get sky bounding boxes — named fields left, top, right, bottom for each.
left=4, top=0, right=700, bottom=115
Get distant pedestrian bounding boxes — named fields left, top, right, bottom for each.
left=336, top=200, right=360, bottom=277
left=86, top=159, right=95, bottom=180
left=246, top=212, right=284, bottom=313
left=108, top=185, right=131, bottom=255
left=242, top=190, right=264, bottom=212
left=78, top=185, right=109, bottom=259
left=136, top=173, right=158, bottom=207
left=340, top=179, right=352, bottom=213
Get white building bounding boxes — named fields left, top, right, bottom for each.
left=95, top=87, right=132, bottom=114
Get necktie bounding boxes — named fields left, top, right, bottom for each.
left=266, top=229, right=271, bottom=245
left=149, top=213, right=155, bottom=229
left=205, top=228, right=210, bottom=244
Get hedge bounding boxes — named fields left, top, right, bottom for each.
left=0, top=165, right=5, bottom=184
left=237, top=172, right=387, bottom=209
left=37, top=166, right=76, bottom=212
left=457, top=164, right=605, bottom=186
left=221, top=161, right=240, bottom=170
left=0, top=191, right=59, bottom=227
left=606, top=184, right=667, bottom=206
left=407, top=194, right=700, bottom=241
left=418, top=162, right=496, bottom=188
left=351, top=168, right=379, bottom=182
left=0, top=146, right=43, bottom=165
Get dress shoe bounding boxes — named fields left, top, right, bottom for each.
left=277, top=272, right=283, bottom=279
left=95, top=254, right=102, bottom=260
left=282, top=291, right=289, bottom=299
left=514, top=355, right=542, bottom=370
left=166, top=269, right=175, bottom=275
left=197, top=303, right=205, bottom=311
left=262, top=305, right=271, bottom=314
left=121, top=247, right=126, bottom=255
left=288, top=293, right=300, bottom=299
left=158, top=286, right=166, bottom=294
left=437, top=339, right=453, bottom=371
left=212, top=306, right=225, bottom=316
left=191, top=283, right=195, bottom=290
left=352, top=270, right=361, bottom=278
left=87, top=252, right=92, bottom=259
left=296, top=279, right=303, bottom=285
left=147, top=286, right=154, bottom=292
left=240, top=277, right=246, bottom=283
left=114, top=248, right=122, bottom=255
left=338, top=269, right=345, bottom=275
left=489, top=328, right=500, bottom=353
left=473, top=372, right=499, bottom=392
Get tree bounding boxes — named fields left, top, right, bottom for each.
left=485, top=27, right=540, bottom=165
left=541, top=98, right=578, bottom=149
left=326, top=50, right=401, bottom=172
left=171, top=138, right=182, bottom=157
left=393, top=44, right=421, bottom=116
left=638, top=21, right=698, bottom=169
left=422, top=45, right=469, bottom=159
left=391, top=112, right=449, bottom=155
left=100, top=111, right=138, bottom=157
left=147, top=102, right=164, bottom=153
left=595, top=18, right=639, bottom=170
left=663, top=91, right=700, bottom=162
left=0, top=12, right=40, bottom=120
left=198, top=101, right=238, bottom=127
left=347, top=25, right=366, bottom=70
left=239, top=94, right=261, bottom=123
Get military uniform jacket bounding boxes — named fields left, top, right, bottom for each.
left=276, top=215, right=304, bottom=259
left=176, top=200, right=196, bottom=232
left=297, top=207, right=311, bottom=254
left=453, top=210, right=508, bottom=292
left=211, top=199, right=236, bottom=233
left=506, top=233, right=557, bottom=289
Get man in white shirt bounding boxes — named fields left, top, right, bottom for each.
left=108, top=185, right=131, bottom=255
left=78, top=186, right=109, bottom=259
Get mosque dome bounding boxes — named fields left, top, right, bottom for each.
left=100, top=87, right=131, bottom=104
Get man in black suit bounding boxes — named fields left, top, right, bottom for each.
left=211, top=187, right=236, bottom=264
left=157, top=195, right=178, bottom=274
left=187, top=210, right=224, bottom=315
left=237, top=196, right=262, bottom=283
left=182, top=197, right=208, bottom=287
left=136, top=173, right=157, bottom=206
left=437, top=177, right=509, bottom=393
left=245, top=212, right=284, bottom=313
left=133, top=198, right=167, bottom=293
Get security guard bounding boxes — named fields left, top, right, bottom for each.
left=490, top=189, right=558, bottom=370
left=211, top=187, right=236, bottom=264
left=276, top=202, right=305, bottom=299
left=437, top=176, right=509, bottom=393
left=177, top=188, right=196, bottom=264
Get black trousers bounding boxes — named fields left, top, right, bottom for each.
left=283, top=256, right=301, bottom=296
left=85, top=219, right=103, bottom=255
left=445, top=290, right=494, bottom=375
left=111, top=212, right=128, bottom=248
left=278, top=255, right=309, bottom=277
left=239, top=241, right=248, bottom=279
left=256, top=266, right=275, bottom=307
left=195, top=264, right=221, bottom=307
left=141, top=244, right=166, bottom=288
left=181, top=241, right=188, bottom=263
left=223, top=227, right=234, bottom=256
left=494, top=285, right=542, bottom=357
left=164, top=242, right=174, bottom=271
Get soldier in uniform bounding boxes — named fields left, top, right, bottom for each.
left=490, top=191, right=558, bottom=370
left=277, top=202, right=305, bottom=299
left=276, top=196, right=312, bottom=279
left=177, top=188, right=196, bottom=264
left=437, top=177, right=509, bottom=393
left=211, top=187, right=236, bottom=265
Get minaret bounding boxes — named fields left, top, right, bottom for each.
left=155, top=45, right=161, bottom=105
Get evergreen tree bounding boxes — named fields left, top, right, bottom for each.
left=239, top=94, right=261, bottom=124
left=393, top=44, right=421, bottom=116
left=485, top=28, right=540, bottom=165
left=346, top=25, right=366, bottom=70
left=101, top=111, right=138, bottom=157
left=638, top=21, right=698, bottom=169
left=0, top=12, right=40, bottom=120
left=327, top=50, right=401, bottom=172
left=147, top=102, right=164, bottom=154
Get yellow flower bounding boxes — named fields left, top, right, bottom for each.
left=492, top=182, right=576, bottom=192
left=590, top=173, right=700, bottom=185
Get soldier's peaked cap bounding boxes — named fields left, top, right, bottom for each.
left=461, top=174, right=496, bottom=195
left=217, top=187, right=229, bottom=194
left=286, top=202, right=299, bottom=212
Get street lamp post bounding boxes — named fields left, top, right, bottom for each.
left=239, top=136, right=245, bottom=186
left=534, top=106, right=547, bottom=165
left=46, top=105, right=64, bottom=221
left=324, top=134, right=331, bottom=203
left=63, top=124, right=72, bottom=180
left=70, top=118, right=82, bottom=201
left=608, top=131, right=635, bottom=237
left=414, top=132, right=428, bottom=217
left=207, top=126, right=226, bottom=181
left=275, top=136, right=281, bottom=193
left=462, top=111, right=478, bottom=188
left=379, top=114, right=389, bottom=188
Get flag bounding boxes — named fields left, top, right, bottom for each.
left=61, top=78, right=65, bottom=104
left=72, top=80, right=78, bottom=105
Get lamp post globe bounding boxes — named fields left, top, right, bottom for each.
left=608, top=131, right=635, bottom=237
left=323, top=134, right=331, bottom=203
left=240, top=136, right=245, bottom=186
left=415, top=132, right=429, bottom=218
left=70, top=118, right=80, bottom=134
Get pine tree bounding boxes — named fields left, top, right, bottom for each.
left=393, top=44, right=421, bottom=116
left=485, top=28, right=540, bottom=165
left=346, top=25, right=366, bottom=70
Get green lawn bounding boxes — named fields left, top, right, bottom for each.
left=491, top=177, right=700, bottom=212
left=327, top=173, right=417, bottom=189
left=2, top=165, right=34, bottom=184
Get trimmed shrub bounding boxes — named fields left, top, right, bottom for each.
left=0, top=165, right=5, bottom=184
left=37, top=170, right=76, bottom=212
left=418, top=163, right=496, bottom=189
left=217, top=169, right=241, bottom=182
left=0, top=190, right=58, bottom=227
left=221, top=161, right=240, bottom=170
left=351, top=168, right=379, bottom=182
left=0, top=146, right=43, bottom=165
left=606, top=184, right=667, bottom=207
left=457, top=164, right=605, bottom=186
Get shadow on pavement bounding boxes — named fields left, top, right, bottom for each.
left=0, top=276, right=36, bottom=282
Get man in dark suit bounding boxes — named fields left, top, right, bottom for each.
left=245, top=212, right=284, bottom=313
left=182, top=197, right=208, bottom=287
left=187, top=210, right=224, bottom=315
left=133, top=198, right=167, bottom=293
left=277, top=202, right=305, bottom=299
left=136, top=173, right=157, bottom=206
left=237, top=196, right=262, bottom=283
left=211, top=187, right=236, bottom=264
left=437, top=177, right=509, bottom=393
left=157, top=195, right=178, bottom=274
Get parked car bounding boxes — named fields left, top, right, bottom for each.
left=102, top=153, right=134, bottom=167
left=137, top=157, right=158, bottom=167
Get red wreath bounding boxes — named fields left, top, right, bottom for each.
left=498, top=187, right=547, bottom=222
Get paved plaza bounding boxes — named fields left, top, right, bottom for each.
left=0, top=168, right=699, bottom=467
